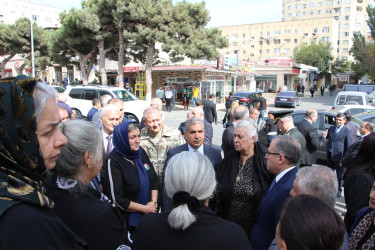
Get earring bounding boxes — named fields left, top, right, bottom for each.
left=87, top=165, right=91, bottom=169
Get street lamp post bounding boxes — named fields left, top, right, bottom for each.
left=29, top=0, right=35, bottom=77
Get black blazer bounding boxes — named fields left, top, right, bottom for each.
left=203, top=99, right=217, bottom=123
left=222, top=110, right=234, bottom=126
left=161, top=143, right=222, bottom=211
left=285, top=127, right=306, bottom=168
left=133, top=206, right=252, bottom=250
left=216, top=143, right=273, bottom=222
left=101, top=150, right=159, bottom=221
left=296, top=119, right=321, bottom=165
left=221, top=125, right=235, bottom=157
left=326, top=125, right=353, bottom=163
left=341, top=137, right=363, bottom=168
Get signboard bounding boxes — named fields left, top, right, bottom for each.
left=218, top=56, right=239, bottom=71
left=292, top=68, right=300, bottom=74
left=241, top=61, right=256, bottom=73
left=123, top=66, right=138, bottom=73
left=268, top=58, right=293, bottom=66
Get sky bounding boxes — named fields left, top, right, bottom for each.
left=23, top=0, right=283, bottom=28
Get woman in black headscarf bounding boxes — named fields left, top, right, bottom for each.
left=0, top=76, right=86, bottom=249
left=102, top=120, right=159, bottom=234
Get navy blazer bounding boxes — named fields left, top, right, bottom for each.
left=326, top=124, right=353, bottom=163
left=251, top=167, right=297, bottom=250
left=161, top=143, right=222, bottom=211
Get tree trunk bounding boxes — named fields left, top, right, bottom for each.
left=80, top=59, right=89, bottom=85
left=145, top=41, right=155, bottom=102
left=118, top=28, right=125, bottom=89
left=0, top=53, right=16, bottom=77
left=15, top=63, right=27, bottom=75
left=98, top=39, right=108, bottom=86
left=68, top=45, right=97, bottom=86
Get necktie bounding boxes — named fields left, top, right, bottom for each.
left=106, top=135, right=113, bottom=156
left=268, top=179, right=277, bottom=193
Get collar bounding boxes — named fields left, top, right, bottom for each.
left=188, top=143, right=204, bottom=154
left=102, top=129, right=111, bottom=138
left=275, top=166, right=295, bottom=183
left=303, top=118, right=312, bottom=124
left=285, top=127, right=295, bottom=134
left=362, top=133, right=370, bottom=139
left=141, top=125, right=173, bottom=139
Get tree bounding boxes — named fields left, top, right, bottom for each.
left=52, top=8, right=99, bottom=85
left=0, top=18, right=50, bottom=77
left=129, top=0, right=227, bottom=101
left=350, top=6, right=375, bottom=82
left=331, top=58, right=349, bottom=76
left=293, top=41, right=334, bottom=76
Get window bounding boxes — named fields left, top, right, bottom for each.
left=243, top=50, right=246, bottom=54
left=344, top=15, right=350, bottom=20
left=309, top=11, right=314, bottom=15
left=343, top=48, right=349, bottom=53
left=322, top=27, right=330, bottom=32
left=251, top=45, right=255, bottom=48
left=338, top=40, right=340, bottom=45
left=304, top=33, right=308, bottom=37
left=284, top=29, right=291, bottom=34
left=251, top=36, right=254, bottom=39
left=334, top=16, right=340, bottom=21
left=274, top=39, right=281, bottom=44
left=345, top=0, right=350, bottom=2
left=259, top=49, right=262, bottom=53
left=342, top=56, right=348, bottom=61
left=284, top=48, right=291, bottom=54
left=259, top=41, right=263, bottom=45
left=284, top=39, right=291, bottom=43
left=45, top=17, right=52, bottom=23
left=295, top=29, right=299, bottom=34
left=326, top=9, right=332, bottom=14
left=302, top=4, right=307, bottom=8
left=83, top=90, right=96, bottom=101
left=345, top=7, right=350, bottom=12
left=326, top=0, right=332, bottom=5
left=69, top=89, right=83, bottom=99
left=318, top=2, right=323, bottom=6
left=343, top=40, right=349, bottom=45
left=335, top=8, right=340, bottom=13
left=232, top=42, right=238, bottom=46
left=275, top=30, right=281, bottom=35
left=318, top=10, right=322, bottom=14
left=309, top=2, right=315, bottom=8
left=266, top=49, right=270, bottom=53
left=260, top=32, right=263, bottom=37
left=294, top=38, right=298, bottom=43
left=343, top=23, right=349, bottom=28
left=250, top=54, right=254, bottom=57
left=334, top=0, right=340, bottom=4
left=288, top=5, right=292, bottom=10
left=242, top=41, right=246, bottom=46
left=344, top=32, right=349, bottom=36
left=32, top=15, right=39, bottom=21
left=274, top=48, right=280, bottom=55
left=321, top=36, right=329, bottom=42
left=243, top=33, right=246, bottom=38
left=226, top=35, right=229, bottom=40
left=232, top=34, right=238, bottom=38
left=302, top=11, right=306, bottom=16
left=295, top=4, right=300, bottom=9
left=314, top=28, right=318, bottom=33
left=295, top=11, right=300, bottom=16
left=267, top=31, right=271, bottom=36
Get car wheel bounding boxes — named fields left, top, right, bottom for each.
left=73, top=109, right=83, bottom=119
left=126, top=113, right=139, bottom=123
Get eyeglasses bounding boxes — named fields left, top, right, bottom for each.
left=265, top=151, right=281, bottom=156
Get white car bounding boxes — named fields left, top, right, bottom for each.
left=65, top=85, right=149, bottom=122
left=333, top=105, right=375, bottom=116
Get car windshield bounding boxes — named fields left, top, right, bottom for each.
left=337, top=95, right=364, bottom=105
left=278, top=92, right=294, bottom=97
left=112, top=90, right=138, bottom=101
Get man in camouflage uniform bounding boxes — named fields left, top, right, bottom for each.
left=140, top=107, right=185, bottom=194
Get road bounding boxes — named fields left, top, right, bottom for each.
left=162, top=89, right=346, bottom=215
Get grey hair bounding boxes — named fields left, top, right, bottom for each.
left=165, top=151, right=216, bottom=230
left=233, top=105, right=249, bottom=120
left=279, top=115, right=294, bottom=125
left=273, top=135, right=301, bottom=165
left=184, top=117, right=204, bottom=132
left=305, top=109, right=317, bottom=118
left=100, top=104, right=120, bottom=118
left=192, top=107, right=204, bottom=119
left=54, top=120, right=103, bottom=195
left=234, top=120, right=258, bottom=142
left=364, top=122, right=374, bottom=131
left=100, top=94, right=112, bottom=107
left=57, top=93, right=68, bottom=102
left=34, top=82, right=57, bottom=122
left=250, top=108, right=259, bottom=115
left=297, top=166, right=338, bottom=208
left=143, top=107, right=161, bottom=120
left=128, top=122, right=141, bottom=133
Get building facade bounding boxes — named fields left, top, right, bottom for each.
left=282, top=0, right=369, bottom=61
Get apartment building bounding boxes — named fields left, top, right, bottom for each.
left=282, top=0, right=369, bottom=60
left=0, top=0, right=63, bottom=29
left=218, top=17, right=339, bottom=62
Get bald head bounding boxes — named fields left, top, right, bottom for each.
left=233, top=105, right=249, bottom=121
left=192, top=107, right=204, bottom=120
left=151, top=98, right=163, bottom=111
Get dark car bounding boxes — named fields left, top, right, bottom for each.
left=260, top=109, right=362, bottom=161
left=232, top=91, right=260, bottom=109
left=275, top=91, right=301, bottom=108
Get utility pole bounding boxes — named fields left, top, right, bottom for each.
left=29, top=0, right=35, bottom=77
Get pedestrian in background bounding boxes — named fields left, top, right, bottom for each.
left=257, top=92, right=267, bottom=125
left=156, top=86, right=164, bottom=102
left=320, top=85, right=325, bottom=96
left=164, top=87, right=173, bottom=112
left=183, top=85, right=191, bottom=110
left=171, top=85, right=177, bottom=110
left=310, top=86, right=315, bottom=97
left=192, top=84, right=200, bottom=108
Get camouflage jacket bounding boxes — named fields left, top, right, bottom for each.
left=140, top=124, right=185, bottom=184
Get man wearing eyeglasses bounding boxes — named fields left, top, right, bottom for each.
left=251, top=136, right=300, bottom=250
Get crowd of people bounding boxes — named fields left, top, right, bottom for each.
left=1, top=76, right=375, bottom=249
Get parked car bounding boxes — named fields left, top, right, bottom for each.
left=260, top=109, right=364, bottom=161
left=333, top=91, right=369, bottom=109
left=333, top=105, right=375, bottom=115
left=353, top=111, right=375, bottom=124
left=232, top=91, right=260, bottom=109
left=274, top=91, right=301, bottom=108
left=65, top=85, right=149, bottom=122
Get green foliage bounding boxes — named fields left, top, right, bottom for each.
left=293, top=41, right=334, bottom=75
left=350, top=32, right=375, bottom=81
left=331, top=58, right=349, bottom=75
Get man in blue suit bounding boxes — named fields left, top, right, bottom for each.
left=323, top=112, right=353, bottom=197
left=161, top=117, right=222, bottom=211
left=251, top=136, right=300, bottom=250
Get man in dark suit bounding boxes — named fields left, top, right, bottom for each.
left=161, top=117, right=222, bottom=211
left=221, top=105, right=249, bottom=156
left=341, top=121, right=373, bottom=168
left=296, top=109, right=323, bottom=166
left=278, top=115, right=306, bottom=168
left=203, top=94, right=217, bottom=125
left=323, top=112, right=354, bottom=197
left=251, top=136, right=300, bottom=250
